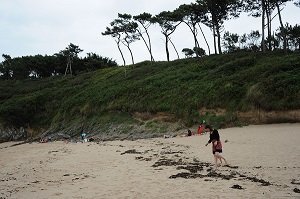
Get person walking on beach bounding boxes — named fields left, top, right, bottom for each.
left=204, top=125, right=228, bottom=169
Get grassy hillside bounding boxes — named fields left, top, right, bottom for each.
left=1, top=51, right=300, bottom=140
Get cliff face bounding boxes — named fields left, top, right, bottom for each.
left=199, top=108, right=300, bottom=125
left=1, top=109, right=300, bottom=143
left=0, top=125, right=48, bottom=143
left=237, top=109, right=300, bottom=124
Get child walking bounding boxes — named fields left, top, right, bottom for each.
left=204, top=125, right=228, bottom=169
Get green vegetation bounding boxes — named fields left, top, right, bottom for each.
left=0, top=44, right=117, bottom=80
left=1, top=51, right=300, bottom=139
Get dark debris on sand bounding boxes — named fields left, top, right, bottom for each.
left=122, top=144, right=274, bottom=190
left=160, top=150, right=183, bottom=155
left=169, top=171, right=237, bottom=180
left=207, top=171, right=237, bottom=180
left=120, top=149, right=142, bottom=155
left=224, top=165, right=239, bottom=169
left=291, top=179, right=300, bottom=185
left=293, top=188, right=300, bottom=193
left=169, top=164, right=272, bottom=187
left=152, top=158, right=211, bottom=168
left=152, top=157, right=269, bottom=185
left=176, top=165, right=204, bottom=173
left=245, top=176, right=272, bottom=186
left=231, top=184, right=244, bottom=189
left=135, top=156, right=152, bottom=161
left=152, top=158, right=185, bottom=167
left=169, top=172, right=204, bottom=179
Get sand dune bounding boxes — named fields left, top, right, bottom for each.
left=1, top=123, right=300, bottom=198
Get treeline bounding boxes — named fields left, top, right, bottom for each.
left=222, top=23, right=300, bottom=53
left=102, top=0, right=300, bottom=64
left=0, top=43, right=117, bottom=80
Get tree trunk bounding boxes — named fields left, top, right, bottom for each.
left=123, top=34, right=135, bottom=65
left=198, top=23, right=211, bottom=55
left=193, top=26, right=200, bottom=49
left=216, top=26, right=222, bottom=54
left=116, top=39, right=126, bottom=66
left=64, top=62, right=69, bottom=76
left=64, top=56, right=72, bottom=76
left=265, top=0, right=272, bottom=50
left=213, top=25, right=217, bottom=54
left=168, top=37, right=179, bottom=59
left=183, top=21, right=199, bottom=57
left=141, top=23, right=155, bottom=61
left=69, top=60, right=72, bottom=75
left=125, top=44, right=134, bottom=65
left=276, top=2, right=287, bottom=53
left=165, top=34, right=170, bottom=62
left=137, top=29, right=153, bottom=61
left=261, top=0, right=266, bottom=52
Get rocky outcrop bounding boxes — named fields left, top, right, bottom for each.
left=0, top=127, right=27, bottom=143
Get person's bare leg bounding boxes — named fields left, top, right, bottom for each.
left=214, top=153, right=221, bottom=167
left=221, top=156, right=228, bottom=165
left=219, top=157, right=223, bottom=165
left=215, top=153, right=228, bottom=165
left=213, top=154, right=219, bottom=169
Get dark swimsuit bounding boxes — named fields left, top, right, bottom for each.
left=208, top=129, right=222, bottom=154
left=212, top=140, right=222, bottom=154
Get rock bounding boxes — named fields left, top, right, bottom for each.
left=293, top=188, right=300, bottom=193
left=231, top=184, right=244, bottom=189
left=0, top=126, right=28, bottom=142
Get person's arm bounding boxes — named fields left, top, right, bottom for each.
left=205, top=136, right=212, bottom=146
left=205, top=130, right=219, bottom=146
left=207, top=131, right=216, bottom=143
left=207, top=139, right=219, bottom=146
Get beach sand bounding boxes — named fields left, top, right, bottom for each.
left=1, top=123, right=300, bottom=198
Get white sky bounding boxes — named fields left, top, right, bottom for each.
left=0, top=0, right=299, bottom=64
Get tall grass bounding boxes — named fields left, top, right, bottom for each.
left=0, top=51, right=299, bottom=134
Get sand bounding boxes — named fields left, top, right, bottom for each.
left=1, top=123, right=300, bottom=199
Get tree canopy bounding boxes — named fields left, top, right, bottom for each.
left=0, top=44, right=117, bottom=80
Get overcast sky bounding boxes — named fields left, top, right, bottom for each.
left=0, top=0, right=299, bottom=64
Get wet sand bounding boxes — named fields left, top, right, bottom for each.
left=1, top=123, right=300, bottom=198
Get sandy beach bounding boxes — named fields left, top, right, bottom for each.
left=1, top=123, right=300, bottom=199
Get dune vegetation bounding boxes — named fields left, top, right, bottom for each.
left=1, top=51, right=300, bottom=141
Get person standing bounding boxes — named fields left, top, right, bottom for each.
left=197, top=120, right=206, bottom=135
left=205, top=125, right=228, bottom=169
